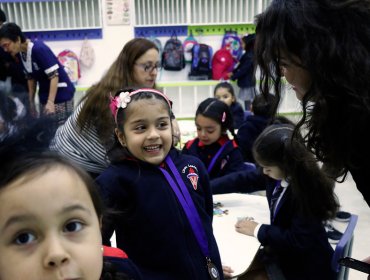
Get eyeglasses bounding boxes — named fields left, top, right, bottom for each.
left=135, top=62, right=162, bottom=73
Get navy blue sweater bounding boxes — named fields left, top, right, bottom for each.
left=96, top=149, right=223, bottom=280
left=258, top=182, right=336, bottom=280
left=237, top=114, right=271, bottom=162
left=182, top=135, right=246, bottom=181
left=230, top=102, right=245, bottom=129
left=231, top=50, right=255, bottom=88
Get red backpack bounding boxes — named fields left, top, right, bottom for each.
left=212, top=47, right=236, bottom=80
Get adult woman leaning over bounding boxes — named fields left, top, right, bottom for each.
left=50, top=38, right=160, bottom=178
left=254, top=0, right=370, bottom=207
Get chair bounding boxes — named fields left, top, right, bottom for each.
left=331, top=214, right=358, bottom=280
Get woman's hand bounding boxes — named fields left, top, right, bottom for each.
left=235, top=218, right=258, bottom=236
left=44, top=100, right=55, bottom=114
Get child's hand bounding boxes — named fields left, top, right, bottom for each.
left=222, top=265, right=234, bottom=279
left=235, top=218, right=258, bottom=236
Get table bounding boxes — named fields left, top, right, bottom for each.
left=212, top=193, right=270, bottom=277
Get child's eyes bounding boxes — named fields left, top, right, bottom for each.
left=134, top=125, right=146, bottom=131
left=14, top=232, right=37, bottom=245
left=158, top=122, right=169, bottom=129
left=64, top=221, right=84, bottom=233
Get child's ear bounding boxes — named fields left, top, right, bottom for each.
left=115, top=128, right=126, bottom=147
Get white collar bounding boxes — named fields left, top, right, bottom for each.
left=280, top=179, right=289, bottom=188
left=20, top=41, right=34, bottom=73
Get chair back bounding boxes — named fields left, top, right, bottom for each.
left=331, top=214, right=358, bottom=280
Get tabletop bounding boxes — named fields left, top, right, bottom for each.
left=212, top=193, right=270, bottom=277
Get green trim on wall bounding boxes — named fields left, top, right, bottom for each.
left=188, top=24, right=255, bottom=36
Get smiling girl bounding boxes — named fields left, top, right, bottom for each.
left=96, top=89, right=223, bottom=280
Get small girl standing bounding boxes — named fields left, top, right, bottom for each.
left=182, top=98, right=246, bottom=182
left=97, top=89, right=223, bottom=280
left=214, top=82, right=245, bottom=129
left=230, top=34, right=256, bottom=111
left=235, top=124, right=339, bottom=280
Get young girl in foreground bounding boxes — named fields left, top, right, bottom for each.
left=183, top=97, right=246, bottom=181
left=0, top=139, right=141, bottom=280
left=96, top=89, right=223, bottom=280
left=234, top=124, right=339, bottom=280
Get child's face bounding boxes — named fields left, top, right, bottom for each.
left=260, top=164, right=285, bottom=180
left=0, top=167, right=103, bottom=280
left=215, top=87, right=235, bottom=107
left=196, top=114, right=222, bottom=146
left=117, top=98, right=172, bottom=165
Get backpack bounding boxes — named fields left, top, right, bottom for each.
left=188, top=43, right=213, bottom=80
left=183, top=31, right=198, bottom=63
left=57, top=49, right=80, bottom=85
left=148, top=35, right=163, bottom=60
left=79, top=39, right=95, bottom=69
left=162, top=33, right=185, bottom=71
left=212, top=47, right=236, bottom=80
left=221, top=30, right=243, bottom=60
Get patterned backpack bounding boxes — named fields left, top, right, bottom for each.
left=162, top=33, right=185, bottom=71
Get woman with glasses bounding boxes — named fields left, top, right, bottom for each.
left=50, top=38, right=161, bottom=178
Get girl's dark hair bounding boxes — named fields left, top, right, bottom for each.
left=242, top=33, right=255, bottom=52
left=108, top=88, right=172, bottom=163
left=255, top=0, right=370, bottom=179
left=196, top=97, right=236, bottom=140
left=0, top=117, right=103, bottom=217
left=251, top=93, right=277, bottom=117
left=2, top=153, right=103, bottom=218
left=0, top=22, right=26, bottom=43
left=214, top=82, right=236, bottom=98
left=253, top=124, right=339, bottom=220
left=0, top=92, right=17, bottom=124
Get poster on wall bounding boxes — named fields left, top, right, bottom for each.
left=105, top=0, right=130, bottom=25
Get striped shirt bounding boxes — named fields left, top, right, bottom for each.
left=50, top=102, right=110, bottom=174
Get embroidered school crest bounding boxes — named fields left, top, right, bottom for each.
left=187, top=167, right=199, bottom=190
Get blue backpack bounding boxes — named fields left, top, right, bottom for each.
left=162, top=33, right=185, bottom=71
left=188, top=43, right=213, bottom=80
left=221, top=30, right=243, bottom=60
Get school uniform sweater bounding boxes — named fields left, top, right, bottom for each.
left=96, top=148, right=223, bottom=280
left=237, top=114, right=271, bottom=162
left=182, top=135, right=246, bottom=180
left=256, top=182, right=336, bottom=280
left=211, top=167, right=269, bottom=194
left=230, top=101, right=245, bottom=129
left=231, top=50, right=255, bottom=88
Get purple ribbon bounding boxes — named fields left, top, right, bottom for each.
left=159, top=155, right=210, bottom=258
left=207, top=140, right=230, bottom=173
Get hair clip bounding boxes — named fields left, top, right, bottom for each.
left=109, top=91, right=131, bottom=120
left=109, top=88, right=173, bottom=124
left=222, top=112, right=226, bottom=123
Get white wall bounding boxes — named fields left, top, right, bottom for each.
left=45, top=2, right=134, bottom=86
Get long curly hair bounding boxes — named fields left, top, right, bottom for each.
left=255, top=0, right=370, bottom=179
left=77, top=38, right=158, bottom=147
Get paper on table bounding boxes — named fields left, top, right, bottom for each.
left=212, top=193, right=270, bottom=277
